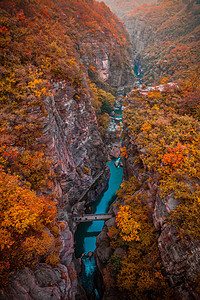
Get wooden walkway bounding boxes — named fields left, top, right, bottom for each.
left=72, top=213, right=112, bottom=222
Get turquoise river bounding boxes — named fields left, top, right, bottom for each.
left=75, top=159, right=123, bottom=298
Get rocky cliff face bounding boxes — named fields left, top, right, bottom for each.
left=0, top=0, right=136, bottom=298
left=122, top=126, right=200, bottom=299
left=0, top=21, right=133, bottom=300
left=95, top=122, right=200, bottom=299
left=45, top=81, right=109, bottom=213
left=121, top=0, right=200, bottom=82
left=0, top=79, right=108, bottom=300
left=80, top=29, right=134, bottom=90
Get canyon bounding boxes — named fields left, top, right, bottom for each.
left=0, top=0, right=200, bottom=299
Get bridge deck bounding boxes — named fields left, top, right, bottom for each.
left=72, top=213, right=112, bottom=222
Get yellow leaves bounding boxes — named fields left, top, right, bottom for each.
left=59, top=222, right=66, bottom=231
left=148, top=90, right=162, bottom=99
left=106, top=176, right=174, bottom=297
left=0, top=228, right=14, bottom=250
left=152, top=104, right=159, bottom=110
left=22, top=230, right=54, bottom=256
left=90, top=65, right=96, bottom=72
left=116, top=237, right=174, bottom=298
left=98, top=113, right=110, bottom=135
left=141, top=122, right=152, bottom=133
left=27, top=67, right=49, bottom=99
left=162, top=143, right=187, bottom=172
left=0, top=167, right=58, bottom=279
left=0, top=170, right=49, bottom=233
left=117, top=176, right=140, bottom=201
left=124, top=74, right=200, bottom=240
left=160, top=77, right=169, bottom=85
left=120, top=182, right=125, bottom=189
left=120, top=147, right=128, bottom=159
left=46, top=253, right=60, bottom=268
left=116, top=205, right=141, bottom=242
left=3, top=204, right=39, bottom=234
left=7, top=149, right=52, bottom=190
left=67, top=58, right=76, bottom=67
left=50, top=41, right=64, bottom=57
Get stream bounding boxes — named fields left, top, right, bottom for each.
left=75, top=159, right=123, bottom=298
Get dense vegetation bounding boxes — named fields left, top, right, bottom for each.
left=128, top=0, right=200, bottom=83
left=123, top=73, right=200, bottom=240
left=0, top=0, right=133, bottom=284
left=105, top=178, right=175, bottom=299
left=105, top=73, right=200, bottom=297
left=99, top=0, right=200, bottom=297
left=0, top=0, right=199, bottom=295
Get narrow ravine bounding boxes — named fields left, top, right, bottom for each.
left=75, top=159, right=123, bottom=298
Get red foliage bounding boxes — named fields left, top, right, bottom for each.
left=0, top=26, right=8, bottom=34
left=16, top=9, right=26, bottom=24
left=162, top=143, right=186, bottom=170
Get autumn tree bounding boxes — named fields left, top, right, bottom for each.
left=106, top=178, right=175, bottom=298
left=0, top=168, right=59, bottom=285
left=123, top=74, right=200, bottom=240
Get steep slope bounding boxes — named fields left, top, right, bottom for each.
left=0, top=0, right=134, bottom=298
left=95, top=79, right=200, bottom=300
left=123, top=0, right=200, bottom=82
left=94, top=1, right=200, bottom=298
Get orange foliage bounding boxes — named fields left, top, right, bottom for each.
left=123, top=73, right=200, bottom=240
left=120, top=146, right=128, bottom=159
left=0, top=167, right=58, bottom=284
left=162, top=143, right=186, bottom=171
left=141, top=122, right=152, bottom=133
left=107, top=179, right=174, bottom=298
left=116, top=205, right=141, bottom=242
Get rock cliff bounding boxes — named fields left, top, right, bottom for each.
left=0, top=78, right=108, bottom=300
left=45, top=81, right=109, bottom=213
left=0, top=0, right=134, bottom=299
left=95, top=97, right=200, bottom=299
left=121, top=0, right=200, bottom=82
left=121, top=126, right=200, bottom=299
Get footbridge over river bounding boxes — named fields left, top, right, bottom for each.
left=72, top=213, right=113, bottom=222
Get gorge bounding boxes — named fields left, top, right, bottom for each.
left=0, top=0, right=200, bottom=299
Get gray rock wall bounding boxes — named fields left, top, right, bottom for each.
left=44, top=81, right=109, bottom=211
left=0, top=80, right=109, bottom=300
left=80, top=35, right=134, bottom=90
left=95, top=125, right=200, bottom=299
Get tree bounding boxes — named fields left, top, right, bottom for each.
left=107, top=179, right=175, bottom=299
left=116, top=205, right=141, bottom=242
left=0, top=168, right=59, bottom=285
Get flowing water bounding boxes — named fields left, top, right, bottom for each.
left=75, top=159, right=123, bottom=296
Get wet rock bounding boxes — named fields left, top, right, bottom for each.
left=88, top=252, right=93, bottom=258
